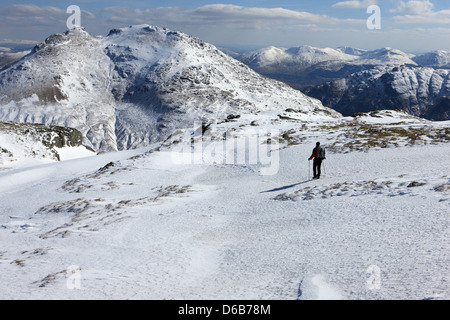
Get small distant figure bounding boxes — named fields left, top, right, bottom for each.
left=308, top=142, right=326, bottom=179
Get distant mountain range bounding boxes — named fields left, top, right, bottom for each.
left=231, top=45, right=450, bottom=120
left=230, top=45, right=417, bottom=89
left=0, top=47, right=30, bottom=71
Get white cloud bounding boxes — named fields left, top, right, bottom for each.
left=0, top=3, right=448, bottom=51
left=390, top=1, right=450, bottom=24
left=0, top=4, right=96, bottom=28
left=101, top=4, right=371, bottom=49
left=392, top=9, right=450, bottom=23
left=0, top=4, right=65, bottom=26
left=0, top=4, right=98, bottom=42
left=104, top=4, right=345, bottom=27
left=390, top=0, right=434, bottom=14
left=332, top=0, right=378, bottom=9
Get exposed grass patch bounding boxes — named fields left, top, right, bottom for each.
left=36, top=185, right=193, bottom=239
left=314, top=120, right=449, bottom=153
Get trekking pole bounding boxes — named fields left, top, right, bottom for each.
left=308, top=160, right=311, bottom=180
left=323, top=161, right=326, bottom=176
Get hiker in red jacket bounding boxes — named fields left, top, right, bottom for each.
left=309, top=142, right=326, bottom=179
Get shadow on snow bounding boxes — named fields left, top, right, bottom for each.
left=260, top=180, right=310, bottom=193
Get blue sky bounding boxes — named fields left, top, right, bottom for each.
left=1, top=1, right=449, bottom=52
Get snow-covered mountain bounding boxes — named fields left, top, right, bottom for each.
left=356, top=47, right=416, bottom=65
left=305, top=65, right=450, bottom=120
left=0, top=26, right=338, bottom=153
left=239, top=45, right=356, bottom=70
left=412, top=50, right=450, bottom=69
left=335, top=46, right=367, bottom=56
left=238, top=45, right=417, bottom=70
left=235, top=45, right=417, bottom=89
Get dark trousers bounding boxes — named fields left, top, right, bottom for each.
left=313, top=159, right=322, bottom=178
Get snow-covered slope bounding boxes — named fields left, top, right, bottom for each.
left=0, top=26, right=338, bottom=153
left=0, top=121, right=94, bottom=168
left=413, top=50, right=450, bottom=69
left=305, top=65, right=450, bottom=120
left=0, top=109, right=448, bottom=300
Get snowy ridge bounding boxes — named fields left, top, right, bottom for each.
left=239, top=45, right=357, bottom=69
left=335, top=46, right=367, bottom=56
left=236, top=45, right=450, bottom=71
left=356, top=47, right=416, bottom=65
left=0, top=26, right=338, bottom=153
left=238, top=45, right=416, bottom=69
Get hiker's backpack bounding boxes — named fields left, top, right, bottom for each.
left=317, top=147, right=326, bottom=160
